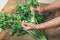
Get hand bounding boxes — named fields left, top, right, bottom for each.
left=22, top=20, right=38, bottom=30
left=30, top=6, right=46, bottom=14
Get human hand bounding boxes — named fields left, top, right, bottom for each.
left=22, top=20, right=38, bottom=30
left=22, top=20, right=48, bottom=30
left=30, top=6, right=46, bottom=14
left=22, top=17, right=60, bottom=30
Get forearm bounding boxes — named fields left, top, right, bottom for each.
left=45, top=0, right=60, bottom=12
left=36, top=17, right=60, bottom=29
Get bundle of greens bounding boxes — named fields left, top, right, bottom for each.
left=0, top=0, right=50, bottom=40
left=0, top=13, right=26, bottom=36
left=14, top=0, right=49, bottom=40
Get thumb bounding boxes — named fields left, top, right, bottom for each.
left=30, top=6, right=35, bottom=11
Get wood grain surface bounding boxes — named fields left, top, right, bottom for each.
left=0, top=0, right=60, bottom=40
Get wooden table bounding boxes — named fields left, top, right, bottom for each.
left=0, top=0, right=60, bottom=40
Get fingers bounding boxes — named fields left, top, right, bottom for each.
left=30, top=6, right=38, bottom=11
left=30, top=6, right=45, bottom=14
left=22, top=20, right=35, bottom=30
left=22, top=23, right=31, bottom=30
left=22, top=20, right=27, bottom=28
left=22, top=20, right=30, bottom=30
left=22, top=20, right=28, bottom=23
left=22, top=20, right=29, bottom=26
left=30, top=6, right=38, bottom=12
left=30, top=6, right=35, bottom=11
left=35, top=6, right=45, bottom=13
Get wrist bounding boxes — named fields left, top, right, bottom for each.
left=35, top=24, right=40, bottom=30
left=36, top=22, right=53, bottom=29
left=44, top=7, right=48, bottom=12
left=36, top=23, right=48, bottom=29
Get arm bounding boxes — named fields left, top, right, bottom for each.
left=22, top=0, right=60, bottom=30
left=22, top=17, right=60, bottom=30
left=30, top=0, right=60, bottom=13
left=45, top=0, right=60, bottom=12
left=36, top=17, right=60, bottom=29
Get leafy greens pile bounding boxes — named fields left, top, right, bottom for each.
left=0, top=0, right=50, bottom=40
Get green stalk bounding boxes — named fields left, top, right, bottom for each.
left=27, top=11, right=47, bottom=40
left=27, top=31, right=38, bottom=40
